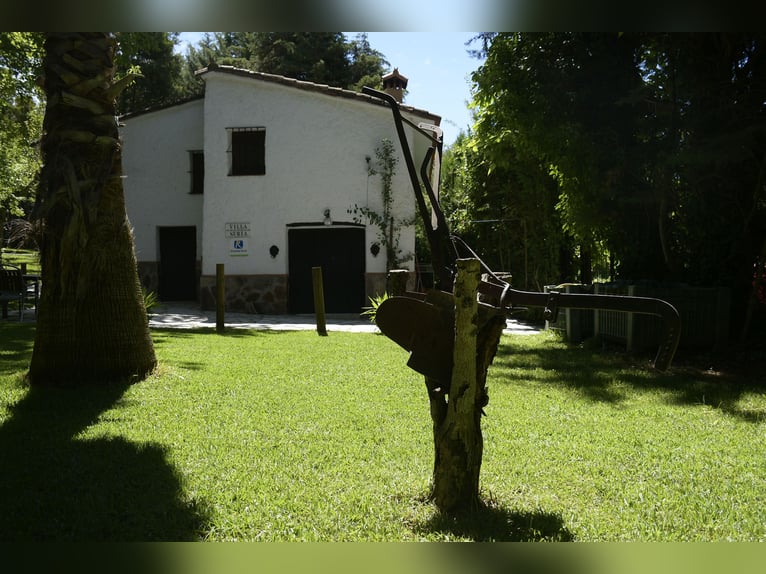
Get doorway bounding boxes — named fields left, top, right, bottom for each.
left=288, top=227, right=365, bottom=313
left=158, top=226, right=197, bottom=301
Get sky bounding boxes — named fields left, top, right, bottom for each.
left=176, top=32, right=485, bottom=147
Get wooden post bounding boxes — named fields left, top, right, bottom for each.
left=312, top=266, right=327, bottom=336
left=431, top=258, right=507, bottom=513
left=216, top=263, right=225, bottom=333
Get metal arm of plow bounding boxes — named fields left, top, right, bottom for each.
left=452, top=235, right=681, bottom=371
left=478, top=282, right=681, bottom=371
left=420, top=146, right=452, bottom=239
left=362, top=86, right=681, bottom=372
left=362, top=86, right=457, bottom=291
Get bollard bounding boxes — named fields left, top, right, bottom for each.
left=312, top=266, right=327, bottom=336
left=216, top=263, right=225, bottom=333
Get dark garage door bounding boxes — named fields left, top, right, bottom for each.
left=288, top=227, right=365, bottom=313
left=158, top=226, right=197, bottom=301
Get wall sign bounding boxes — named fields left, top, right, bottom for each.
left=229, top=238, right=248, bottom=256
left=225, top=222, right=251, bottom=238
left=226, top=222, right=250, bottom=256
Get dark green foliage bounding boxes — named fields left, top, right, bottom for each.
left=440, top=132, right=574, bottom=290
left=360, top=291, right=390, bottom=323
left=464, top=33, right=766, bottom=336
left=0, top=33, right=44, bottom=230
left=176, top=32, right=389, bottom=100
left=114, top=32, right=183, bottom=114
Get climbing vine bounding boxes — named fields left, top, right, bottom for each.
left=348, top=138, right=413, bottom=270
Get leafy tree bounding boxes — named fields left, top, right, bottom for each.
left=252, top=32, right=350, bottom=84
left=349, top=138, right=412, bottom=272
left=114, top=32, right=183, bottom=114
left=345, top=33, right=389, bottom=92
left=441, top=131, right=574, bottom=291
left=470, top=33, right=645, bottom=284
left=639, top=33, right=766, bottom=325
left=177, top=32, right=221, bottom=99
left=0, top=33, right=44, bottom=239
left=29, top=32, right=156, bottom=386
left=177, top=32, right=388, bottom=94
left=468, top=32, right=766, bottom=335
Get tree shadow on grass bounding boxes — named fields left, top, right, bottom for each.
left=151, top=327, right=291, bottom=340
left=410, top=496, right=574, bottom=542
left=492, top=335, right=766, bottom=423
left=0, top=380, right=211, bottom=541
left=492, top=337, right=632, bottom=404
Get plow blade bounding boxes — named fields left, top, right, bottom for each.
left=376, top=285, right=682, bottom=384
left=375, top=290, right=505, bottom=385
left=375, top=294, right=452, bottom=384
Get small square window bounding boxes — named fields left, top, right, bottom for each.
left=229, top=127, right=265, bottom=176
left=189, top=150, right=204, bottom=194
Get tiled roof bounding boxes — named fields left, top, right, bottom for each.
left=118, top=95, right=203, bottom=120
left=197, top=63, right=440, bottom=124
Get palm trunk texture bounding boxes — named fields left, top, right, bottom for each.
left=29, top=33, right=156, bottom=386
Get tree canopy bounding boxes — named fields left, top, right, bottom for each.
left=0, top=32, right=44, bottom=241
left=175, top=32, right=389, bottom=104
left=440, top=32, right=766, bottom=334
left=114, top=32, right=183, bottom=113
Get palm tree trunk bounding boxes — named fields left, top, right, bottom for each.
left=29, top=32, right=156, bottom=386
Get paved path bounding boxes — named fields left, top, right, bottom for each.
left=4, top=302, right=543, bottom=335
left=148, top=302, right=543, bottom=335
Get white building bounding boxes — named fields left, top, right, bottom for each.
left=120, top=64, right=440, bottom=314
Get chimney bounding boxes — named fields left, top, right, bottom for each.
left=381, top=68, right=408, bottom=103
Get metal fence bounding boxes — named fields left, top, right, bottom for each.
left=545, top=283, right=730, bottom=351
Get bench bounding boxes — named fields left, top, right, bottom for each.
left=0, top=266, right=26, bottom=321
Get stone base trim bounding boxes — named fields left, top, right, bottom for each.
left=200, top=274, right=288, bottom=314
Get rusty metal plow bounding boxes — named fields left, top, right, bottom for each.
left=362, top=87, right=681, bottom=383
left=375, top=281, right=681, bottom=385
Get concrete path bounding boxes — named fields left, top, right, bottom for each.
left=148, top=302, right=543, bottom=335
left=2, top=301, right=542, bottom=335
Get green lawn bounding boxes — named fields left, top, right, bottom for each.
left=1, top=322, right=764, bottom=541
left=0, top=248, right=40, bottom=274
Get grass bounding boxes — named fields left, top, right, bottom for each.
left=1, top=322, right=765, bottom=541
left=0, top=248, right=40, bottom=274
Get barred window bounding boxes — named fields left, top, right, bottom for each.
left=228, top=127, right=266, bottom=176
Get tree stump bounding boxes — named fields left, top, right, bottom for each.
left=429, top=258, right=506, bottom=512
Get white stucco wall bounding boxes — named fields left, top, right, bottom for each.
left=121, top=99, right=204, bottom=262
left=200, top=72, right=422, bottom=277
